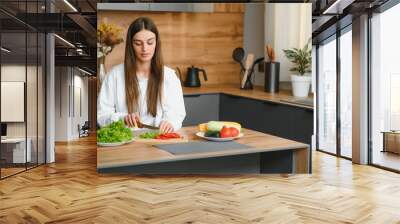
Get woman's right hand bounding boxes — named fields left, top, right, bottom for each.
left=124, top=113, right=140, bottom=128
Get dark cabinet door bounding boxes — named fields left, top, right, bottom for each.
left=260, top=103, right=313, bottom=144
left=288, top=107, right=313, bottom=144
left=219, top=94, right=263, bottom=130
left=183, top=94, right=219, bottom=126
left=256, top=101, right=291, bottom=137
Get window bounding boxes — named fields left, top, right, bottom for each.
left=316, top=25, right=353, bottom=159
left=339, top=28, right=352, bottom=158
left=317, top=36, right=337, bottom=155
left=0, top=1, right=47, bottom=179
left=370, top=3, right=400, bottom=171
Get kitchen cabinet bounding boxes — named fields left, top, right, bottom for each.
left=288, top=107, right=314, bottom=144
left=219, top=94, right=262, bottom=131
left=150, top=3, right=214, bottom=12
left=219, top=94, right=313, bottom=144
left=183, top=94, right=219, bottom=126
left=185, top=93, right=314, bottom=145
left=97, top=3, right=150, bottom=11
left=96, top=3, right=246, bottom=13
left=98, top=3, right=214, bottom=12
left=256, top=101, right=293, bottom=138
left=149, top=3, right=191, bottom=12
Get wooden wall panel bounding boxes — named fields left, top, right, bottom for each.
left=98, top=10, right=244, bottom=86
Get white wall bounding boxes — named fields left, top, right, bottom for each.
left=55, top=66, right=69, bottom=141
left=264, top=3, right=312, bottom=82
left=72, top=73, right=89, bottom=138
left=1, top=65, right=35, bottom=137
left=54, top=67, right=89, bottom=141
left=1, top=64, right=46, bottom=163
left=244, top=4, right=265, bottom=87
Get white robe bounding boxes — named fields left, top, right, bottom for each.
left=97, top=64, right=186, bottom=131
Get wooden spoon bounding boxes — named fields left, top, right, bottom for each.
left=241, top=53, right=254, bottom=88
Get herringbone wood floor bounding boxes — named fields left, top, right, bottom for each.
left=1, top=136, right=400, bottom=224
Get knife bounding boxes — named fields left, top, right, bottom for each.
left=141, top=123, right=159, bottom=130
left=136, top=121, right=159, bottom=130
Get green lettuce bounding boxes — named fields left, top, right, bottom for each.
left=97, top=120, right=133, bottom=143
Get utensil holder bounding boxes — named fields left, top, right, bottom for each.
left=264, top=62, right=280, bottom=93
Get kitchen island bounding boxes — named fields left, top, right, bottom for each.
left=97, top=126, right=310, bottom=174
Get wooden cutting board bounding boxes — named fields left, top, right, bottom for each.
left=132, top=137, right=189, bottom=144
left=131, top=129, right=189, bottom=144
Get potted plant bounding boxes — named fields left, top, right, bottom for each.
left=264, top=45, right=280, bottom=93
left=283, top=42, right=312, bottom=97
left=97, top=21, right=124, bottom=85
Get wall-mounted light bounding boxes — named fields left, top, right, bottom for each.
left=322, top=0, right=355, bottom=15
left=1, top=47, right=11, bottom=53
left=76, top=48, right=83, bottom=55
left=77, top=67, right=93, bottom=76
left=54, top=34, right=75, bottom=48
left=63, top=0, right=78, bottom=12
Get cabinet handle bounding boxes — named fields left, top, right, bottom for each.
left=262, top=101, right=279, bottom=106
left=225, top=94, right=241, bottom=99
left=184, top=94, right=201, bottom=98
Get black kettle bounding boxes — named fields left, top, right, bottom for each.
left=176, top=65, right=207, bottom=87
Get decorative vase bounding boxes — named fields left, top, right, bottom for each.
left=99, top=63, right=106, bottom=83
left=291, top=74, right=311, bottom=97
left=264, top=62, right=280, bottom=93
left=98, top=57, right=106, bottom=85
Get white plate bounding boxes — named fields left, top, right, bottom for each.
left=196, top=132, right=243, bottom=142
left=97, top=139, right=134, bottom=147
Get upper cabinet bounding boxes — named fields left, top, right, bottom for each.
left=97, top=3, right=244, bottom=13
left=213, top=3, right=245, bottom=13
left=149, top=3, right=195, bottom=12
left=97, top=3, right=150, bottom=11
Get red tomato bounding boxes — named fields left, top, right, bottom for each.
left=156, top=132, right=181, bottom=140
left=220, top=126, right=232, bottom=138
left=229, top=127, right=239, bottom=137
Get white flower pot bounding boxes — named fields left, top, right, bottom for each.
left=291, top=74, right=311, bottom=97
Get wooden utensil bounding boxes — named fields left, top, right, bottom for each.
left=241, top=53, right=254, bottom=88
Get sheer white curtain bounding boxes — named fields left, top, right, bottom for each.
left=371, top=3, right=400, bottom=153
left=264, top=3, right=312, bottom=82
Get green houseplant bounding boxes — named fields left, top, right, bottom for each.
left=283, top=42, right=312, bottom=97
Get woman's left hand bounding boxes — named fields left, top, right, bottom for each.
left=159, top=120, right=174, bottom=133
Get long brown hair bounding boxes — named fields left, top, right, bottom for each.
left=124, top=17, right=164, bottom=117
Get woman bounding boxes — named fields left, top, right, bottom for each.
left=97, top=17, right=186, bottom=133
